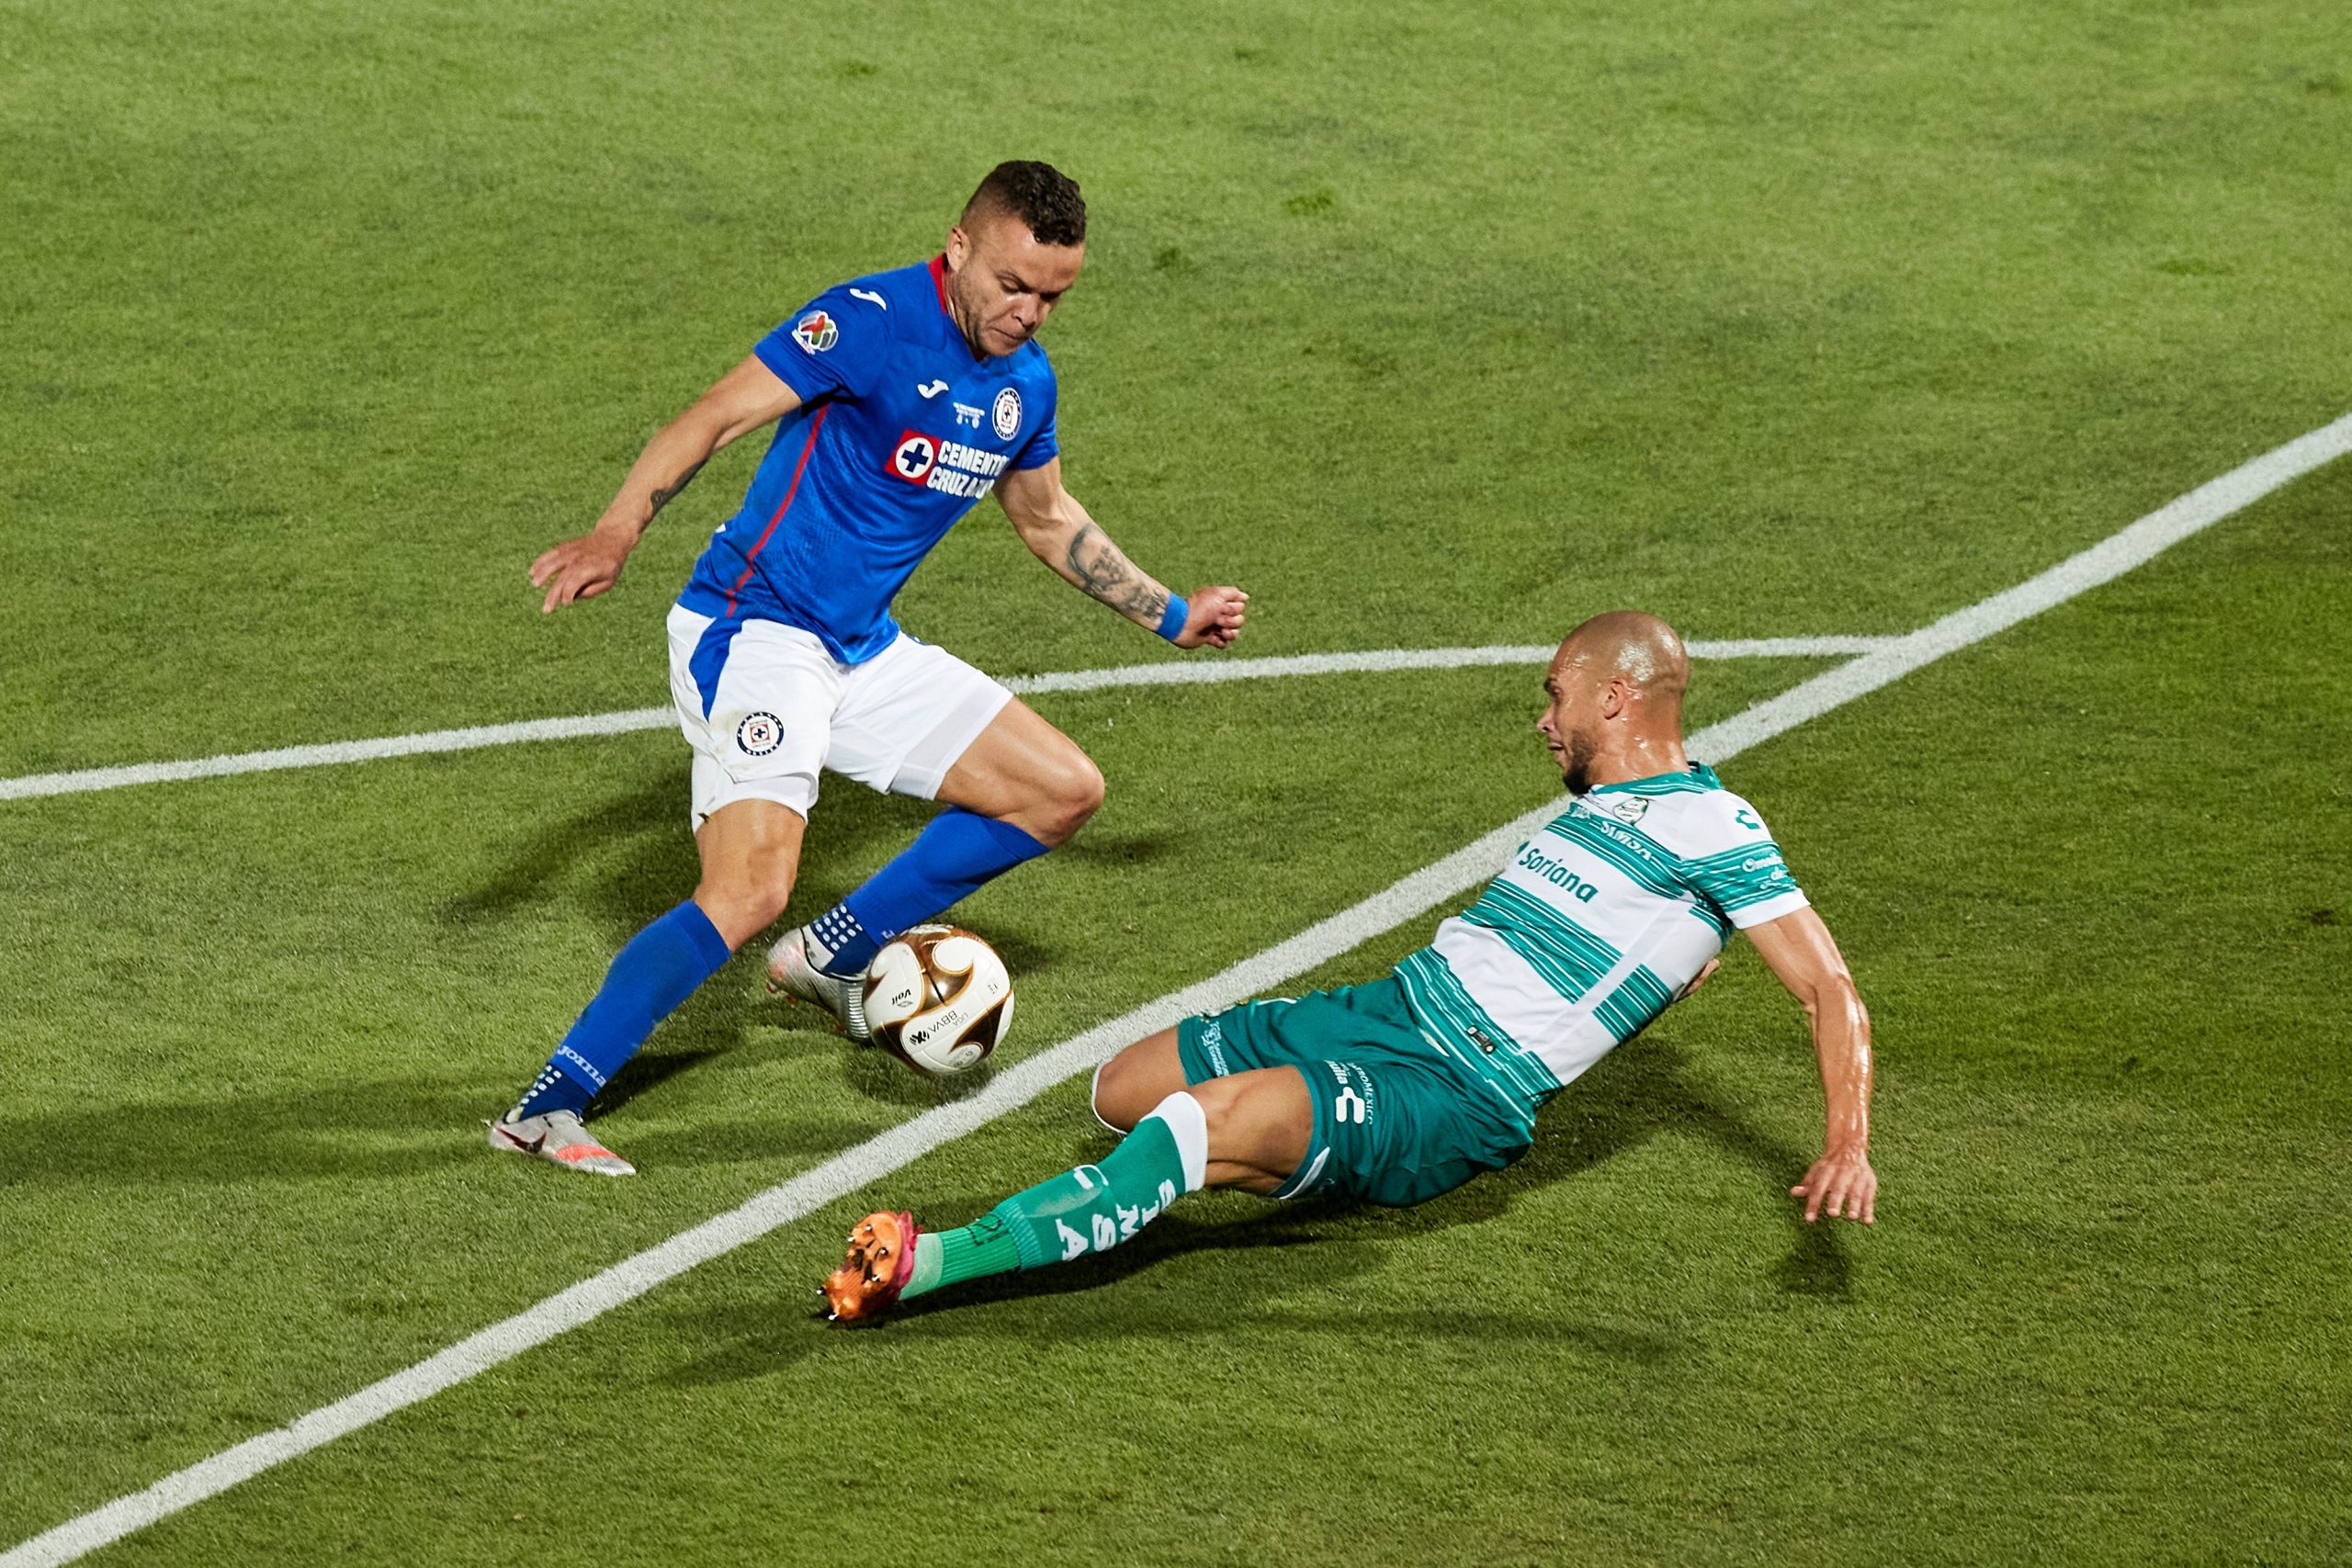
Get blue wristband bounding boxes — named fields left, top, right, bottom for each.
left=1156, top=593, right=1190, bottom=643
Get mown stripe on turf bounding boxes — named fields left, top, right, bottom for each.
left=0, top=638, right=1891, bottom=804
left=4, top=412, right=2346, bottom=1568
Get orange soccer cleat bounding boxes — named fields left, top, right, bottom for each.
left=823, top=1210, right=921, bottom=1323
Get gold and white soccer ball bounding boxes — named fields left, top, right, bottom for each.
left=862, top=924, right=1014, bottom=1076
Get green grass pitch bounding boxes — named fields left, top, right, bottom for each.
left=3, top=0, right=2348, bottom=1562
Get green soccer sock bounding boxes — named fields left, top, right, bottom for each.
left=901, top=1090, right=1210, bottom=1301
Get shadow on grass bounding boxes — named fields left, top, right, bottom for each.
left=661, top=1207, right=1673, bottom=1386
left=655, top=1034, right=1851, bottom=1383
left=4, top=776, right=1064, bottom=1189
left=438, top=773, right=964, bottom=946
left=0, top=1076, right=505, bottom=1186
left=589, top=1046, right=727, bottom=1117
left=0, top=1055, right=888, bottom=1186
left=434, top=772, right=1053, bottom=1121
left=1498, top=1034, right=1857, bottom=1301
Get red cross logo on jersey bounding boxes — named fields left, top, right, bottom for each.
left=792, top=310, right=838, bottom=354
left=888, top=431, right=939, bottom=484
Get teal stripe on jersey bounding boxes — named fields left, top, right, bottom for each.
left=1540, top=814, right=1685, bottom=899
left=1463, top=881, right=1622, bottom=988
left=1683, top=899, right=1734, bottom=938
left=1540, top=808, right=1738, bottom=935
left=1682, top=841, right=1798, bottom=911
left=1461, top=899, right=1616, bottom=1010
left=1394, top=951, right=1555, bottom=1116
left=1590, top=964, right=1678, bottom=1043
left=1466, top=921, right=1606, bottom=1011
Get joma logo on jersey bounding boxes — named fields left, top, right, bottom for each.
left=885, top=431, right=1010, bottom=499
left=1516, top=844, right=1600, bottom=902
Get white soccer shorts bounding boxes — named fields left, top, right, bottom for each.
left=665, top=606, right=1013, bottom=829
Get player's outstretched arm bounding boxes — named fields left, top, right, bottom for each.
left=1747, top=906, right=1878, bottom=1224
left=996, top=458, right=1247, bottom=649
left=530, top=355, right=803, bottom=614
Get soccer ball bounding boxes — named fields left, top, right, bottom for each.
left=863, top=924, right=1014, bottom=1076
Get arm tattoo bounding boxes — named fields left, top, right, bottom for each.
left=1063, top=522, right=1170, bottom=623
left=647, top=457, right=708, bottom=520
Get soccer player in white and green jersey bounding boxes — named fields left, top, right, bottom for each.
left=822, top=611, right=1877, bottom=1320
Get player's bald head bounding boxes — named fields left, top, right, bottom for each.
left=1539, top=612, right=1693, bottom=794
left=1554, top=611, right=1690, bottom=710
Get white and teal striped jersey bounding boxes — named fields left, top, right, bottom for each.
left=1395, top=761, right=1807, bottom=1121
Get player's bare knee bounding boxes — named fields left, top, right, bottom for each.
left=1183, top=1073, right=1261, bottom=1140
left=1090, top=1058, right=1140, bottom=1133
left=1186, top=1079, right=1267, bottom=1177
left=1191, top=1067, right=1312, bottom=1178
left=1091, top=1030, right=1186, bottom=1130
left=1094, top=1050, right=1168, bottom=1131
left=1033, top=751, right=1105, bottom=846
left=698, top=863, right=794, bottom=945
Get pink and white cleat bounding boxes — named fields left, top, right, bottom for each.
left=485, top=1109, right=635, bottom=1177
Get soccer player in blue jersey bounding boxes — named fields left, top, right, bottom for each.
left=490, top=162, right=1248, bottom=1175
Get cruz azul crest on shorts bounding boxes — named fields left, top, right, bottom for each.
left=735, top=712, right=784, bottom=756
left=792, top=310, right=838, bottom=354
left=990, top=387, right=1023, bottom=441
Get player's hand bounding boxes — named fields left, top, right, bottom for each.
left=530, top=529, right=634, bottom=614
left=1671, top=957, right=1720, bottom=1002
left=1792, top=1145, right=1876, bottom=1224
left=1175, top=585, right=1249, bottom=649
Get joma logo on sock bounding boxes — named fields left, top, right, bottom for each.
left=555, top=1045, right=607, bottom=1089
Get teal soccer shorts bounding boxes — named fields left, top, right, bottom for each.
left=1175, top=976, right=1532, bottom=1208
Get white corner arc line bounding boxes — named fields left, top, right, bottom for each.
left=0, top=638, right=1891, bottom=805
left=6, top=412, right=2346, bottom=1568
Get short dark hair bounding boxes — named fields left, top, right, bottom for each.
left=963, top=161, right=1087, bottom=247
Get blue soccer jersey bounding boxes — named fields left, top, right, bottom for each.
left=677, top=256, right=1061, bottom=673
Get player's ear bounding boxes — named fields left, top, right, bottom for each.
left=944, top=224, right=970, bottom=269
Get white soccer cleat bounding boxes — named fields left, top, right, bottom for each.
left=764, top=925, right=874, bottom=1045
left=485, top=1110, right=636, bottom=1177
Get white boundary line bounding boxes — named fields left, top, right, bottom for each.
left=6, top=412, right=2347, bottom=1568
left=0, top=637, right=1893, bottom=805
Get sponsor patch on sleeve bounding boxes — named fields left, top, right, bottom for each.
left=792, top=310, right=839, bottom=354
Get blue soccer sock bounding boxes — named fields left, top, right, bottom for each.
left=808, top=808, right=1051, bottom=977
left=506, top=900, right=733, bottom=1121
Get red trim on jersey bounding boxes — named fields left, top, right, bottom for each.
left=723, top=405, right=830, bottom=617
left=927, top=254, right=952, bottom=312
